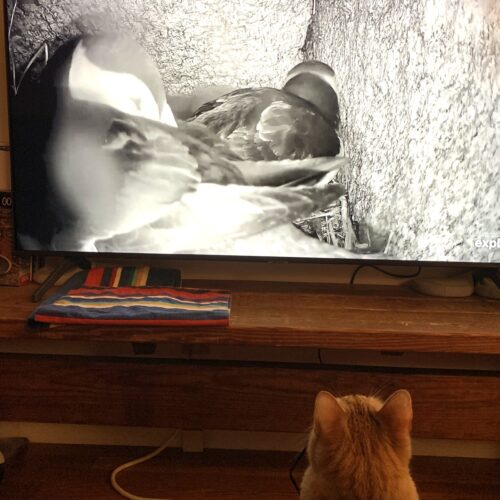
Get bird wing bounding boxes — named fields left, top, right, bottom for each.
left=190, top=88, right=258, bottom=122
left=176, top=120, right=247, bottom=184
left=95, top=181, right=345, bottom=254
left=234, top=156, right=349, bottom=187
left=49, top=110, right=202, bottom=246
left=178, top=120, right=243, bottom=161
left=106, top=114, right=247, bottom=186
left=103, top=117, right=201, bottom=206
left=189, top=88, right=283, bottom=160
left=255, top=100, right=341, bottom=159
left=191, top=89, right=341, bottom=161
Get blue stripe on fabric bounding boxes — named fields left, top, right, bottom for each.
left=38, top=304, right=230, bottom=320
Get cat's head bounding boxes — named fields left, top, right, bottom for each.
left=305, top=390, right=414, bottom=496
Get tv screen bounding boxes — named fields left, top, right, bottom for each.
left=3, top=0, right=498, bottom=264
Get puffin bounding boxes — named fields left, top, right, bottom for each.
left=13, top=34, right=178, bottom=251
left=94, top=115, right=384, bottom=260
left=187, top=60, right=342, bottom=161
left=96, top=116, right=381, bottom=260
left=47, top=103, right=347, bottom=252
left=61, top=34, right=176, bottom=125
left=14, top=34, right=348, bottom=253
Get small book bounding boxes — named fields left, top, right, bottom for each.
left=31, top=266, right=231, bottom=327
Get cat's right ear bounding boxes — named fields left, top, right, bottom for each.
left=313, top=391, right=347, bottom=438
left=377, top=389, right=413, bottom=439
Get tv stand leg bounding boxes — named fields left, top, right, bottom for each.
left=32, top=257, right=91, bottom=302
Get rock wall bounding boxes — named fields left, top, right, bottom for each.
left=7, top=0, right=312, bottom=93
left=309, top=0, right=499, bottom=262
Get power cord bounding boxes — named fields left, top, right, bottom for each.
left=317, top=348, right=323, bottom=364
left=113, top=430, right=306, bottom=498
left=288, top=446, right=307, bottom=495
left=349, top=264, right=421, bottom=285
left=110, top=430, right=180, bottom=500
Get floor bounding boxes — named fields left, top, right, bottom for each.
left=1, top=444, right=499, bottom=499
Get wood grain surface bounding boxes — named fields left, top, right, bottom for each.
left=0, top=282, right=499, bottom=354
left=1, top=444, right=499, bottom=500
left=1, top=354, right=499, bottom=440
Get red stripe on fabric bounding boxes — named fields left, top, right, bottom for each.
left=34, top=314, right=229, bottom=327
left=67, top=287, right=229, bottom=299
left=83, top=267, right=105, bottom=287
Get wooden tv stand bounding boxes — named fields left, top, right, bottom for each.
left=0, top=281, right=499, bottom=443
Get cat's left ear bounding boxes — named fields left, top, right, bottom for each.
left=377, top=389, right=413, bottom=437
left=313, top=391, right=347, bottom=439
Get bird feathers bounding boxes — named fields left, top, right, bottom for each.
left=189, top=87, right=341, bottom=160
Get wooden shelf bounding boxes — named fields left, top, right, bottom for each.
left=0, top=280, right=499, bottom=354
left=2, top=354, right=499, bottom=438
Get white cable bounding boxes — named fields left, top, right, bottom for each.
left=8, top=0, right=18, bottom=93
left=15, top=43, right=49, bottom=94
left=110, top=430, right=180, bottom=500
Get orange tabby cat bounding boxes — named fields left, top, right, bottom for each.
left=300, top=390, right=419, bottom=500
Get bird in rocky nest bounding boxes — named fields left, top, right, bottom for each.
left=48, top=104, right=348, bottom=254
left=187, top=60, right=342, bottom=162
left=14, top=34, right=354, bottom=256
left=15, top=34, right=351, bottom=252
left=93, top=115, right=378, bottom=259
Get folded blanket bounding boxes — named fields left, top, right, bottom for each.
left=31, top=266, right=231, bottom=326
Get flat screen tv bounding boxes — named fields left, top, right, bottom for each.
left=3, top=0, right=499, bottom=265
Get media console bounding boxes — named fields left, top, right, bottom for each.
left=0, top=281, right=499, bottom=443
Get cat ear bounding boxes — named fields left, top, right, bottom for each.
left=313, top=391, right=347, bottom=438
left=377, top=390, right=413, bottom=437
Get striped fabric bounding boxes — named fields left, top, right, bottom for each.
left=82, top=266, right=181, bottom=288
left=31, top=266, right=231, bottom=326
